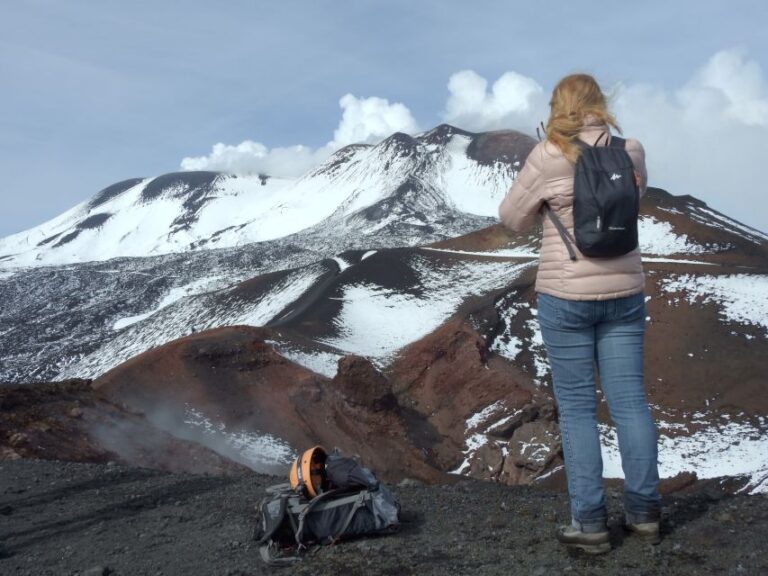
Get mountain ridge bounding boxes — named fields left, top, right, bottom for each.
left=1, top=124, right=766, bottom=496
left=0, top=125, right=535, bottom=269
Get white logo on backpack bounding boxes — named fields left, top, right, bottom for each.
left=610, top=173, right=622, bottom=181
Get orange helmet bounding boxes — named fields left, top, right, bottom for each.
left=289, top=446, right=328, bottom=497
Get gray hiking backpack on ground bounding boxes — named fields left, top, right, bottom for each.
left=547, top=133, right=640, bottom=260
left=253, top=452, right=400, bottom=566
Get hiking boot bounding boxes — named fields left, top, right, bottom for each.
left=555, top=525, right=611, bottom=555
left=624, top=521, right=661, bottom=544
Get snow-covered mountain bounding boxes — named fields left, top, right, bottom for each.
left=0, top=125, right=536, bottom=382
left=0, top=126, right=533, bottom=269
left=1, top=123, right=767, bottom=494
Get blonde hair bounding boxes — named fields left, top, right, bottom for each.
left=546, top=74, right=620, bottom=163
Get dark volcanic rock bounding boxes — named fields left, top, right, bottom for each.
left=140, top=171, right=219, bottom=203
left=417, top=123, right=474, bottom=145
left=77, top=212, right=112, bottom=230
left=1, top=459, right=767, bottom=576
left=466, top=130, right=537, bottom=166
left=88, top=177, right=144, bottom=209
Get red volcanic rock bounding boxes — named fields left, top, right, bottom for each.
left=466, top=442, right=505, bottom=480
left=509, top=420, right=561, bottom=471
left=640, top=270, right=768, bottom=419
left=94, top=326, right=322, bottom=447
left=428, top=223, right=525, bottom=253
left=389, top=316, right=538, bottom=475
left=659, top=471, right=699, bottom=495
left=486, top=402, right=555, bottom=439
left=0, top=379, right=246, bottom=474
left=93, top=326, right=445, bottom=484
left=332, top=355, right=395, bottom=411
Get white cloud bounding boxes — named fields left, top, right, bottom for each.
left=180, top=141, right=331, bottom=179
left=331, top=93, right=419, bottom=147
left=437, top=50, right=768, bottom=233
left=613, top=48, right=768, bottom=233
left=181, top=94, right=418, bottom=178
left=683, top=48, right=768, bottom=126
left=442, top=69, right=547, bottom=132
left=180, top=49, right=767, bottom=233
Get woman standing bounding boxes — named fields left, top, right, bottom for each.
left=498, top=74, right=660, bottom=554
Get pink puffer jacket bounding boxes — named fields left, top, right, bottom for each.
left=498, top=120, right=648, bottom=301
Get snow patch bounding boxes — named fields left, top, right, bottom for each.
left=451, top=432, right=489, bottom=475
left=526, top=310, right=549, bottom=384
left=466, top=401, right=505, bottom=431
left=660, top=274, right=768, bottom=333
left=692, top=206, right=768, bottom=243
left=421, top=247, right=538, bottom=258
left=266, top=340, right=342, bottom=379
left=332, top=256, right=352, bottom=272
left=642, top=257, right=716, bottom=265
left=237, top=268, right=323, bottom=326
left=320, top=257, right=533, bottom=362
left=600, top=420, right=768, bottom=494
left=452, top=404, right=525, bottom=476
left=184, top=406, right=296, bottom=473
left=437, top=135, right=518, bottom=217
left=113, top=312, right=155, bottom=331
left=534, top=464, right=565, bottom=482
left=62, top=265, right=327, bottom=379
left=112, top=276, right=230, bottom=330
left=639, top=216, right=707, bottom=255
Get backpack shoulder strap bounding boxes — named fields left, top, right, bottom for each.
left=259, top=542, right=302, bottom=567
left=330, top=490, right=370, bottom=544
left=294, top=488, right=349, bottom=545
left=575, top=131, right=612, bottom=149
left=255, top=492, right=304, bottom=566
left=608, top=135, right=626, bottom=149
left=572, top=138, right=589, bottom=149
left=545, top=205, right=578, bottom=261
left=254, top=493, right=291, bottom=544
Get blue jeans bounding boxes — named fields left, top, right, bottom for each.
left=537, top=292, right=660, bottom=531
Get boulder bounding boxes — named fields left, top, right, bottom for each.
left=466, top=442, right=505, bottom=480
left=510, top=420, right=561, bottom=471
left=332, top=355, right=396, bottom=411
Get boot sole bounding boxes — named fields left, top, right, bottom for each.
left=562, top=541, right=612, bottom=555
left=624, top=525, right=661, bottom=545
left=630, top=531, right=661, bottom=545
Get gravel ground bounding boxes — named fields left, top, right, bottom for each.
left=1, top=459, right=766, bottom=576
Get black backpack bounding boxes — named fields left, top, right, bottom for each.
left=253, top=451, right=400, bottom=566
left=547, top=134, right=639, bottom=259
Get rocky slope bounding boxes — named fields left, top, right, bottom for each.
left=0, top=379, right=246, bottom=475
left=39, top=186, right=762, bottom=493
left=1, top=189, right=767, bottom=493
left=1, top=459, right=766, bottom=576
left=1, top=119, right=767, bottom=496
left=90, top=325, right=444, bottom=482
left=0, top=126, right=536, bottom=384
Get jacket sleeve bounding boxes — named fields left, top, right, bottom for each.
left=498, top=143, right=545, bottom=233
left=625, top=138, right=648, bottom=197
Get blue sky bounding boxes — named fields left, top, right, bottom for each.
left=2, top=0, right=767, bottom=236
